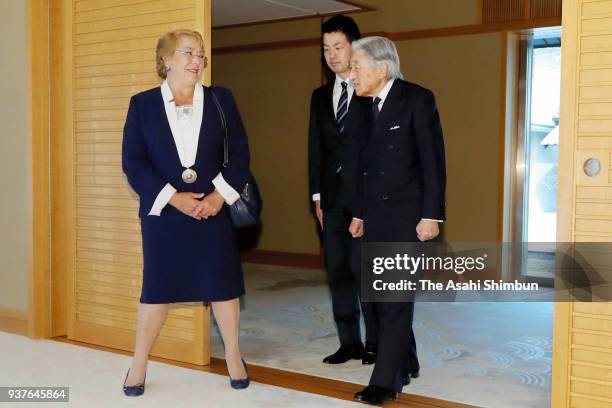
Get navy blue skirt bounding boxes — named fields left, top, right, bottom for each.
left=139, top=205, right=244, bottom=304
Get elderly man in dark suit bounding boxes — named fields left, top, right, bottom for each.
left=348, top=36, right=446, bottom=405
left=308, top=15, right=378, bottom=365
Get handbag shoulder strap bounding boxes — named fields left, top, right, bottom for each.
left=209, top=88, right=229, bottom=168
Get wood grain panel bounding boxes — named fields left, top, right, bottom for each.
left=57, top=0, right=212, bottom=365
left=554, top=1, right=612, bottom=406
left=572, top=331, right=612, bottom=349
left=582, top=0, right=612, bottom=17
left=581, top=33, right=612, bottom=50
left=482, top=0, right=526, bottom=23
left=577, top=186, right=612, bottom=199
left=577, top=120, right=612, bottom=136
left=75, top=9, right=194, bottom=34
left=75, top=85, right=152, bottom=99
left=76, top=265, right=141, bottom=279
left=570, top=379, right=612, bottom=398
left=574, top=302, right=612, bottom=315
left=482, top=0, right=561, bottom=23
left=572, top=362, right=612, bottom=382
left=579, top=102, right=612, bottom=115
left=580, top=84, right=612, bottom=99
left=570, top=395, right=612, bottom=408
left=75, top=0, right=193, bottom=23
left=572, top=314, right=612, bottom=332
left=581, top=50, right=612, bottom=65
left=75, top=36, right=158, bottom=56
left=74, top=20, right=194, bottom=45
left=576, top=202, right=612, bottom=217
left=572, top=349, right=612, bottom=368
left=580, top=68, right=612, bottom=84
left=581, top=16, right=612, bottom=32
left=531, top=0, right=563, bottom=18
left=75, top=0, right=166, bottom=12
left=575, top=218, right=612, bottom=233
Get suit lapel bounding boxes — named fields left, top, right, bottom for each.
left=339, top=95, right=360, bottom=142
left=364, top=80, right=405, bottom=169
left=323, top=82, right=337, bottom=127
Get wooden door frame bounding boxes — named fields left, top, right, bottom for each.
left=32, top=0, right=213, bottom=340
left=29, top=0, right=53, bottom=339
left=30, top=0, right=75, bottom=340
left=551, top=0, right=579, bottom=406
left=28, top=0, right=74, bottom=340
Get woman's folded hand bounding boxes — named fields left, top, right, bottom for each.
left=193, top=191, right=225, bottom=219
left=169, top=192, right=205, bottom=220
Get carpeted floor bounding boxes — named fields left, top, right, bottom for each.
left=0, top=331, right=359, bottom=407
left=211, top=263, right=553, bottom=408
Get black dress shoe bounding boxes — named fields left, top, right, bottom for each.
left=354, top=385, right=396, bottom=404
left=122, top=369, right=146, bottom=397
left=362, top=342, right=377, bottom=365
left=402, top=370, right=420, bottom=386
left=323, top=344, right=363, bottom=364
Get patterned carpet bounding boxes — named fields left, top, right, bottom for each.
left=212, top=263, right=553, bottom=408
left=0, top=331, right=359, bottom=407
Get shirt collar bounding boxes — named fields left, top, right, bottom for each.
left=334, top=74, right=352, bottom=89
left=161, top=79, right=203, bottom=103
left=375, top=79, right=395, bottom=107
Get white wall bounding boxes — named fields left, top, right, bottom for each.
left=0, top=0, right=31, bottom=311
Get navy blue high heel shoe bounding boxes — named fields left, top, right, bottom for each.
left=123, top=369, right=146, bottom=396
left=229, top=359, right=250, bottom=390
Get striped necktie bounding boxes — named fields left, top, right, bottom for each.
left=336, top=81, right=348, bottom=133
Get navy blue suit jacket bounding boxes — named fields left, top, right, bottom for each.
left=122, top=85, right=250, bottom=219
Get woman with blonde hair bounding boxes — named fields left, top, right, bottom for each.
left=121, top=29, right=250, bottom=396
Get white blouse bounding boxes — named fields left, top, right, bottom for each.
left=148, top=80, right=240, bottom=216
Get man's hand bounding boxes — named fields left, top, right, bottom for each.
left=169, top=192, right=205, bottom=220
left=193, top=191, right=225, bottom=219
left=416, top=219, right=439, bottom=241
left=315, top=200, right=324, bottom=228
left=348, top=218, right=364, bottom=238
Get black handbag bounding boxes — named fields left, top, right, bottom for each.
left=210, top=89, right=262, bottom=228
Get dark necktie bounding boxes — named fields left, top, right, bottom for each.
left=372, top=96, right=381, bottom=121
left=336, top=81, right=348, bottom=133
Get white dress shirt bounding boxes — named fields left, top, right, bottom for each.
left=148, top=80, right=240, bottom=216
left=312, top=75, right=354, bottom=203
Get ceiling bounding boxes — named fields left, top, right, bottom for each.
left=212, top=0, right=363, bottom=28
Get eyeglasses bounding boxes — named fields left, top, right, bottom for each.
left=175, top=49, right=207, bottom=63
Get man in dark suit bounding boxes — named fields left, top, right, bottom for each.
left=308, top=15, right=377, bottom=365
left=348, top=36, right=446, bottom=404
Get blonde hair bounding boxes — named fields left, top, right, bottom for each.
left=156, top=29, right=206, bottom=79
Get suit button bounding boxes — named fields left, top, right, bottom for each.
left=379, top=171, right=385, bottom=175
left=389, top=144, right=394, bottom=149
left=382, top=195, right=388, bottom=200
left=363, top=171, right=368, bottom=176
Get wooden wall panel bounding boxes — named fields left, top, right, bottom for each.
left=482, top=0, right=562, bottom=23
left=483, top=0, right=526, bottom=23
left=553, top=0, right=612, bottom=406
left=531, top=0, right=563, bottom=19
left=54, top=0, right=212, bottom=365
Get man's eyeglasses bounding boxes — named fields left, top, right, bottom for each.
left=175, top=49, right=207, bottom=63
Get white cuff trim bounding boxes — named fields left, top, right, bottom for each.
left=312, top=193, right=321, bottom=202
left=148, top=183, right=177, bottom=216
left=213, top=172, right=241, bottom=205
